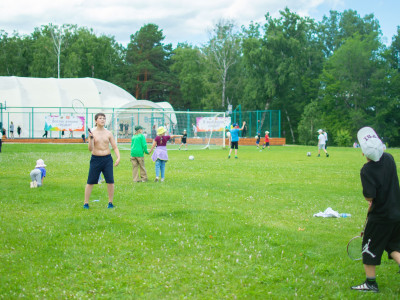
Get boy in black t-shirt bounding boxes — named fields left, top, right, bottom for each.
left=351, top=127, right=400, bottom=293
left=179, top=129, right=187, bottom=150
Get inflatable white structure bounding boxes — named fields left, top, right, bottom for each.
left=0, top=76, right=175, bottom=138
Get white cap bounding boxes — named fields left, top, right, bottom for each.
left=317, top=129, right=323, bottom=133
left=35, top=159, right=46, bottom=168
left=357, top=127, right=384, bottom=162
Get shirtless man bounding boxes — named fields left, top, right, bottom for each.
left=84, top=113, right=120, bottom=209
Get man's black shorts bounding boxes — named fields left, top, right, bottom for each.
left=230, top=141, right=238, bottom=149
left=87, top=154, right=114, bottom=184
left=362, top=220, right=400, bottom=265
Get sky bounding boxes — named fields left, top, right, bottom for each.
left=0, top=0, right=399, bottom=47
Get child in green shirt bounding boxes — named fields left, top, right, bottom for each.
left=130, top=125, right=149, bottom=182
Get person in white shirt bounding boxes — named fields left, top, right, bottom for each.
left=317, top=129, right=329, bottom=157
left=323, top=130, right=328, bottom=150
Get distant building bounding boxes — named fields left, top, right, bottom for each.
left=0, top=76, right=175, bottom=138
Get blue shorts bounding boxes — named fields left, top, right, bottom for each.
left=87, top=154, right=114, bottom=184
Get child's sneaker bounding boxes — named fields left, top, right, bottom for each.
left=107, top=202, right=114, bottom=209
left=317, top=154, right=320, bottom=157
left=351, top=280, right=379, bottom=293
left=83, top=203, right=89, bottom=209
left=228, top=155, right=231, bottom=159
left=30, top=181, right=34, bottom=188
left=235, top=156, right=238, bottom=159
left=154, top=177, right=159, bottom=182
left=33, top=181, right=37, bottom=188
left=161, top=178, right=165, bottom=182
left=326, top=153, right=329, bottom=157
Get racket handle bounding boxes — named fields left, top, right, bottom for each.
left=88, top=128, right=91, bottom=133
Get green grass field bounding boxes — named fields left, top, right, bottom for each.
left=0, top=144, right=399, bottom=299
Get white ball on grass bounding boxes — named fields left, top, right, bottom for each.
left=307, top=152, right=311, bottom=156
left=189, top=155, right=194, bottom=160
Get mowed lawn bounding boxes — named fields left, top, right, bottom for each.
left=0, top=143, right=399, bottom=299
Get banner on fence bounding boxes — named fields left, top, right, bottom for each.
left=196, top=117, right=231, bottom=132
left=44, top=115, right=85, bottom=131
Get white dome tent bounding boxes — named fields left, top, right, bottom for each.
left=0, top=76, right=176, bottom=138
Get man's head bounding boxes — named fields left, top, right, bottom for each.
left=357, top=127, right=384, bottom=162
left=95, top=113, right=106, bottom=121
left=94, top=113, right=106, bottom=127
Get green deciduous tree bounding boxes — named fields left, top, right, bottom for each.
left=318, top=33, right=384, bottom=143
left=242, top=9, right=324, bottom=143
left=170, top=43, right=206, bottom=110
left=203, top=20, right=241, bottom=109
left=0, top=31, right=32, bottom=76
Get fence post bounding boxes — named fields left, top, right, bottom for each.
left=187, top=109, right=190, bottom=137
left=32, top=107, right=34, bottom=138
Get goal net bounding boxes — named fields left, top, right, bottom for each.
left=107, top=110, right=229, bottom=150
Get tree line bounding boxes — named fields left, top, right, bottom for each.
left=1, top=8, right=399, bottom=146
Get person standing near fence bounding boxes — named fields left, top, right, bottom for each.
left=323, top=130, right=328, bottom=150
left=317, top=129, right=329, bottom=157
left=151, top=125, right=157, bottom=140
left=192, top=123, right=197, bottom=137
left=242, top=122, right=247, bottom=137
left=17, top=125, right=21, bottom=137
left=262, top=131, right=270, bottom=150
left=227, top=121, right=246, bottom=159
left=9, top=122, right=14, bottom=138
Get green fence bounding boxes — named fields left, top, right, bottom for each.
left=230, top=110, right=281, bottom=138
left=0, top=106, right=281, bottom=139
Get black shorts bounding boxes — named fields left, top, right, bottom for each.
left=230, top=141, right=238, bottom=149
left=87, top=154, right=114, bottom=184
left=362, top=220, right=400, bottom=265
left=181, top=139, right=187, bottom=144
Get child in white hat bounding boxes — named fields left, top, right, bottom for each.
left=351, top=127, right=400, bottom=292
left=317, top=129, right=329, bottom=157
left=30, top=159, right=46, bottom=188
left=262, top=130, right=270, bottom=150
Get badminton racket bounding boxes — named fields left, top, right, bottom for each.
left=72, top=99, right=91, bottom=133
left=347, top=214, right=368, bottom=261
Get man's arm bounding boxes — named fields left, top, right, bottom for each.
left=240, top=121, right=246, bottom=131
left=109, top=133, right=120, bottom=166
left=88, top=131, right=94, bottom=151
left=142, top=135, right=149, bottom=154
left=365, top=197, right=373, bottom=212
left=149, top=140, right=157, bottom=154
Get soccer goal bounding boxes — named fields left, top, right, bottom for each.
left=107, top=110, right=229, bottom=150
